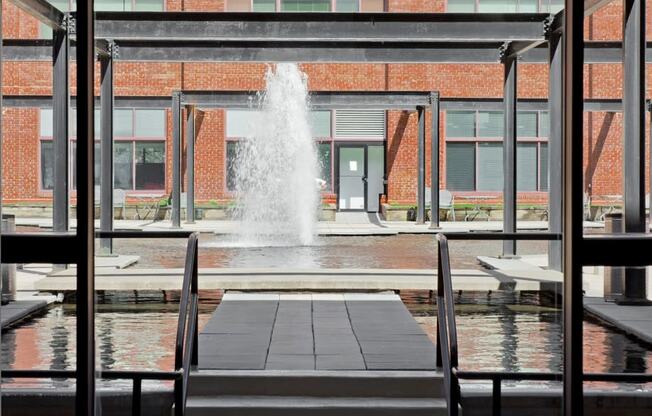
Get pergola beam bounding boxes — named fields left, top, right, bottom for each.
left=8, top=0, right=64, bottom=29
left=93, top=12, right=548, bottom=42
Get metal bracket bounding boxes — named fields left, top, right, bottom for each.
left=543, top=15, right=555, bottom=39
left=498, top=42, right=510, bottom=63
left=429, top=91, right=440, bottom=106
left=108, top=41, right=119, bottom=59
left=63, top=13, right=75, bottom=35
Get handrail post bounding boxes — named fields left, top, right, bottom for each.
left=492, top=377, right=501, bottom=416
left=436, top=238, right=443, bottom=368
left=133, top=377, right=142, bottom=416
left=192, top=234, right=199, bottom=367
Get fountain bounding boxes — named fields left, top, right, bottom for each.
left=232, top=63, right=320, bottom=247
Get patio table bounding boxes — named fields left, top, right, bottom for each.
left=131, top=193, right=164, bottom=220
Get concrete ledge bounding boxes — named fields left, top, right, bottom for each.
left=1, top=300, right=49, bottom=329
left=584, top=297, right=652, bottom=344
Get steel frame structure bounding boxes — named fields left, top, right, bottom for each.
left=3, top=0, right=650, bottom=414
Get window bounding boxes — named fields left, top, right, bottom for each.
left=226, top=141, right=238, bottom=192
left=445, top=110, right=549, bottom=192
left=318, top=142, right=332, bottom=187
left=238, top=0, right=382, bottom=12
left=446, top=0, right=561, bottom=13
left=39, top=108, right=166, bottom=192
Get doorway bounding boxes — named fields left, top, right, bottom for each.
left=336, top=143, right=385, bottom=212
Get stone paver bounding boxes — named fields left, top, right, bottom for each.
left=198, top=293, right=436, bottom=371
left=584, top=297, right=652, bottom=344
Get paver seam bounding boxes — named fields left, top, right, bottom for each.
left=311, top=299, right=317, bottom=370
left=263, top=299, right=281, bottom=370
left=343, top=299, right=369, bottom=371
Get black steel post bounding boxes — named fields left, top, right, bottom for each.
left=502, top=55, right=517, bottom=256
left=416, top=106, right=426, bottom=224
left=621, top=0, right=647, bottom=303
left=563, top=0, right=585, bottom=413
left=548, top=30, right=564, bottom=271
left=75, top=0, right=96, bottom=414
left=172, top=92, right=182, bottom=228
left=430, top=92, right=441, bottom=228
left=648, top=100, right=652, bottom=230
left=53, top=24, right=69, bottom=233
left=186, top=106, right=195, bottom=224
left=99, top=45, right=114, bottom=254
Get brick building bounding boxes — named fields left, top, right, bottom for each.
left=0, top=0, right=641, bottom=216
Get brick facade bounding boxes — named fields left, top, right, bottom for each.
left=0, top=1, right=644, bottom=208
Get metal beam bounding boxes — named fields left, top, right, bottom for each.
left=548, top=30, right=563, bottom=272
left=99, top=47, right=114, bottom=255
left=430, top=92, right=441, bottom=228
left=171, top=92, right=182, bottom=228
left=563, top=0, right=585, bottom=412
left=416, top=106, right=426, bottom=224
left=8, top=0, right=64, bottom=29
left=185, top=106, right=195, bottom=224
left=52, top=28, right=69, bottom=234
left=583, top=234, right=652, bottom=266
left=621, top=0, right=648, bottom=303
left=93, top=12, right=548, bottom=42
left=75, top=0, right=96, bottom=414
left=0, top=233, right=78, bottom=264
left=502, top=54, right=517, bottom=257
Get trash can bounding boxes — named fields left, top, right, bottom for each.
left=2, top=214, right=17, bottom=304
left=603, top=213, right=624, bottom=302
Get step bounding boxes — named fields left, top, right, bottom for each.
left=188, top=370, right=445, bottom=398
left=183, top=396, right=449, bottom=416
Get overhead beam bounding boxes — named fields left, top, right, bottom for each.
left=92, top=12, right=548, bottom=42
left=8, top=0, right=64, bottom=29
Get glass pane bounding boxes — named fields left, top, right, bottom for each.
left=95, top=109, right=101, bottom=137
left=318, top=143, right=332, bottom=188
left=40, top=141, right=54, bottom=190
left=478, top=111, right=503, bottom=138
left=114, top=142, right=134, bottom=190
left=539, top=111, right=549, bottom=138
left=447, top=0, right=476, bottom=12
left=226, top=141, right=238, bottom=191
left=517, top=143, right=537, bottom=191
left=518, top=0, right=538, bottom=12
left=253, top=0, right=276, bottom=11
left=94, top=143, right=101, bottom=186
left=282, top=0, right=331, bottom=12
left=114, top=109, right=134, bottom=137
left=96, top=0, right=131, bottom=11
left=336, top=0, right=359, bottom=11
left=550, top=0, right=564, bottom=13
left=226, top=110, right=259, bottom=138
left=135, top=109, right=166, bottom=137
left=40, top=109, right=53, bottom=136
left=135, top=142, right=165, bottom=190
left=70, top=108, right=77, bottom=137
left=446, top=111, right=475, bottom=137
left=477, top=142, right=503, bottom=191
left=517, top=111, right=538, bottom=137
left=540, top=143, right=548, bottom=191
left=446, top=143, right=475, bottom=191
left=135, top=0, right=164, bottom=11
left=311, top=111, right=332, bottom=137
left=478, top=0, right=517, bottom=12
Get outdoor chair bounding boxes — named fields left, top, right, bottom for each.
left=425, top=188, right=455, bottom=221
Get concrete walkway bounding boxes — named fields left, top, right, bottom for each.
left=584, top=297, right=652, bottom=344
left=14, top=217, right=604, bottom=236
left=199, top=293, right=437, bottom=371
left=1, top=291, right=57, bottom=329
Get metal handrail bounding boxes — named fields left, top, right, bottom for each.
left=2, top=230, right=200, bottom=416
left=435, top=232, right=652, bottom=416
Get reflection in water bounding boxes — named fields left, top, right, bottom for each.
left=1, top=292, right=650, bottom=390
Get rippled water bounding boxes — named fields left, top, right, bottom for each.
left=2, top=292, right=650, bottom=390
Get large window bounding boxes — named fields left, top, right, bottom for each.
left=39, top=108, right=167, bottom=192
left=226, top=109, right=385, bottom=192
left=445, top=110, right=549, bottom=192
left=446, top=0, right=563, bottom=13
left=230, top=0, right=383, bottom=12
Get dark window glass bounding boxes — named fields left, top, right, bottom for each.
left=282, top=0, right=331, bottom=11
left=41, top=142, right=54, bottom=190
left=446, top=111, right=475, bottom=137
left=135, top=142, right=165, bottom=190
left=114, top=142, right=134, bottom=190
left=318, top=143, right=332, bottom=188
left=477, top=142, right=503, bottom=191
left=226, top=141, right=238, bottom=191
left=446, top=143, right=475, bottom=191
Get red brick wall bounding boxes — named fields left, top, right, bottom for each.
left=0, top=2, right=645, bottom=207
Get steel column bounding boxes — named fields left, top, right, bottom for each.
left=648, top=101, right=652, bottom=229
left=99, top=46, right=114, bottom=254
left=502, top=55, right=518, bottom=256
left=430, top=92, right=441, bottom=228
left=563, top=0, right=585, bottom=413
left=185, top=106, right=195, bottom=224
left=416, top=106, right=426, bottom=224
left=621, top=0, right=648, bottom=303
left=548, top=30, right=564, bottom=271
left=75, top=0, right=96, bottom=414
left=52, top=25, right=69, bottom=233
left=171, top=92, right=182, bottom=228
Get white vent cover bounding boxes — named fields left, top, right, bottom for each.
left=335, top=110, right=386, bottom=139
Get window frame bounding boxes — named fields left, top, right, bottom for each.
left=444, top=109, right=549, bottom=193
left=248, top=0, right=366, bottom=12
left=444, top=0, right=561, bottom=13
left=38, top=107, right=167, bottom=194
